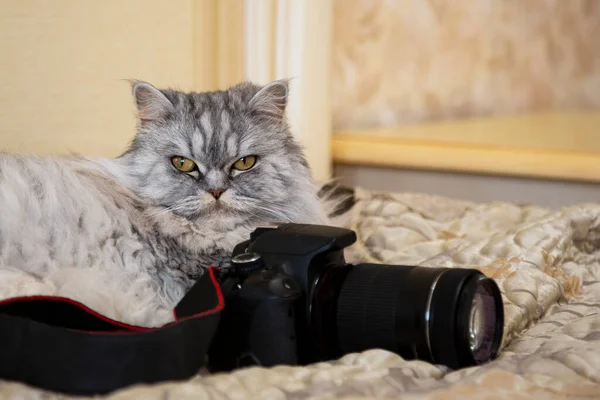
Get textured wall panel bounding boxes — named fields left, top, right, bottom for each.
left=332, top=0, right=600, bottom=130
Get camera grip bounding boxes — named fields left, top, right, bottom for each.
left=245, top=292, right=299, bottom=367
left=208, top=274, right=301, bottom=372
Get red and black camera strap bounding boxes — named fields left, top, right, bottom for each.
left=0, top=267, right=224, bottom=396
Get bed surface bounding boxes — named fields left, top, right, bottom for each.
left=2, top=186, right=600, bottom=399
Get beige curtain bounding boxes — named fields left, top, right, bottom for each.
left=243, top=0, right=334, bottom=182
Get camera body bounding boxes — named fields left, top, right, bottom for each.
left=207, top=223, right=355, bottom=371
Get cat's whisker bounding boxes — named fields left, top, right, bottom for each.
left=149, top=199, right=200, bottom=217
left=250, top=204, right=294, bottom=223
left=228, top=195, right=295, bottom=223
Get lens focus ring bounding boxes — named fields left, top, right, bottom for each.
left=337, top=265, right=411, bottom=354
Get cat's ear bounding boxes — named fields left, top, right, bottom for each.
left=130, top=80, right=174, bottom=125
left=249, top=79, right=289, bottom=121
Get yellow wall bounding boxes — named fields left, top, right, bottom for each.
left=0, top=0, right=196, bottom=157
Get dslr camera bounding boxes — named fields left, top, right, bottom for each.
left=207, top=223, right=504, bottom=371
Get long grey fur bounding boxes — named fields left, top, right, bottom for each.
left=0, top=80, right=331, bottom=326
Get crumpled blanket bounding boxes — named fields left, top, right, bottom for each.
left=2, top=187, right=600, bottom=399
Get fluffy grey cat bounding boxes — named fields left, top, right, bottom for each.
left=0, top=80, right=335, bottom=326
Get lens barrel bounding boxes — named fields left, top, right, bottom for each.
left=336, top=264, right=504, bottom=369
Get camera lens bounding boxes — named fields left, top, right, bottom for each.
left=334, top=264, right=504, bottom=369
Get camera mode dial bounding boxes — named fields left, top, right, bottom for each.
left=231, top=252, right=264, bottom=278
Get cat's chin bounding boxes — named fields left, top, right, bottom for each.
left=206, top=200, right=233, bottom=213
left=190, top=199, right=283, bottom=233
left=192, top=213, right=251, bottom=234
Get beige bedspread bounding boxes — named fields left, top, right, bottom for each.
left=2, top=187, right=600, bottom=399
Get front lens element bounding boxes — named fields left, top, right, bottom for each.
left=467, top=280, right=502, bottom=363
left=469, top=295, right=485, bottom=351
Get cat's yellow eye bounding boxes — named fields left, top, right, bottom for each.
left=171, top=156, right=197, bottom=172
left=232, top=155, right=257, bottom=171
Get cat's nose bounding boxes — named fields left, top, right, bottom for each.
left=208, top=189, right=226, bottom=200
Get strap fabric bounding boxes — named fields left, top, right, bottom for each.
left=0, top=267, right=224, bottom=396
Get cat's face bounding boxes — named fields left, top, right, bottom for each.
left=118, top=80, right=327, bottom=231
